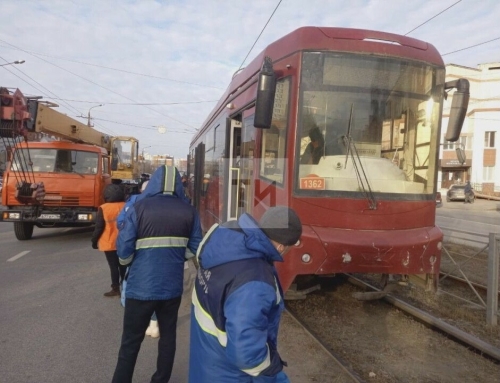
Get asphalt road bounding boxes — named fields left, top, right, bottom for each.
left=0, top=223, right=193, bottom=383
left=436, top=195, right=500, bottom=246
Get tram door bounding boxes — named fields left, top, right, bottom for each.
left=226, top=119, right=242, bottom=221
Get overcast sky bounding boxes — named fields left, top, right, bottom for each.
left=1, top=0, right=499, bottom=159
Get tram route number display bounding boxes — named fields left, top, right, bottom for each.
left=300, top=177, right=325, bottom=190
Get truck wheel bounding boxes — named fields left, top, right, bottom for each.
left=14, top=222, right=34, bottom=240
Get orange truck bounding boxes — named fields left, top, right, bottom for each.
left=0, top=88, right=139, bottom=240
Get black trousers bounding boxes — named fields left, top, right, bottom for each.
left=104, top=250, right=127, bottom=287
left=112, top=296, right=182, bottom=383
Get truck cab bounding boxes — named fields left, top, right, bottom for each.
left=1, top=141, right=111, bottom=240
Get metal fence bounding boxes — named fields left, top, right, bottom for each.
left=441, top=232, right=499, bottom=326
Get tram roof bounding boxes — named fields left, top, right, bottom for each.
left=194, top=26, right=443, bottom=143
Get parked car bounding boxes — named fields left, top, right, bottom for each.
left=436, top=191, right=442, bottom=206
left=446, top=184, right=468, bottom=202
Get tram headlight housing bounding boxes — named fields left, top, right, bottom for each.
left=301, top=253, right=311, bottom=263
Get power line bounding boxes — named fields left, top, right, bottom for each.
left=0, top=55, right=84, bottom=118
left=237, top=0, right=283, bottom=71
left=404, top=0, right=462, bottom=36
left=41, top=97, right=218, bottom=106
left=0, top=40, right=198, bottom=130
left=92, top=117, right=196, bottom=134
left=442, top=36, right=500, bottom=56
left=0, top=41, right=224, bottom=90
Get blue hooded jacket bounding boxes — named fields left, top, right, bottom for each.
left=189, top=214, right=289, bottom=383
left=117, top=165, right=202, bottom=300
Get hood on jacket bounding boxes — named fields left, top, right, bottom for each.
left=138, top=165, right=189, bottom=203
left=200, top=213, right=283, bottom=269
left=103, top=184, right=125, bottom=203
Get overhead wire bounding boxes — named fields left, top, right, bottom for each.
left=0, top=42, right=223, bottom=90
left=404, top=0, right=462, bottom=36
left=0, top=55, right=85, bottom=118
left=0, top=40, right=199, bottom=131
left=442, top=36, right=500, bottom=56
left=91, top=117, right=194, bottom=134
left=237, top=0, right=283, bottom=71
left=35, top=97, right=218, bottom=106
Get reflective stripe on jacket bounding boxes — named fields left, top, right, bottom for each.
left=188, top=214, right=287, bottom=383
left=98, top=202, right=125, bottom=251
left=117, top=165, right=202, bottom=300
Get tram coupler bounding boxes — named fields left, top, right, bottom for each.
left=352, top=282, right=397, bottom=301
left=284, top=283, right=321, bottom=300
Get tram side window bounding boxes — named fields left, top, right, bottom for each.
left=260, top=78, right=290, bottom=185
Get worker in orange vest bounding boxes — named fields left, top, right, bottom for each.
left=91, top=184, right=126, bottom=297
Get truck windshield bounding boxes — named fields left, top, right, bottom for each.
left=11, top=149, right=99, bottom=174
left=296, top=52, right=444, bottom=199
left=112, top=139, right=133, bottom=168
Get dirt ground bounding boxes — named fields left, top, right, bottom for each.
left=286, top=276, right=500, bottom=383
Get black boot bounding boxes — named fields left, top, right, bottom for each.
left=104, top=285, right=120, bottom=297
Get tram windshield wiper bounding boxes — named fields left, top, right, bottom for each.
left=342, top=104, right=377, bottom=210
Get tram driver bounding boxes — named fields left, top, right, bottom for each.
left=300, top=126, right=324, bottom=165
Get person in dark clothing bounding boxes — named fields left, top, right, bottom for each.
left=464, top=180, right=474, bottom=203
left=300, top=126, right=325, bottom=164
left=189, top=206, right=302, bottom=383
left=112, top=165, right=203, bottom=383
left=91, top=184, right=126, bottom=297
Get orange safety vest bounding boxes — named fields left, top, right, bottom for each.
left=98, top=202, right=126, bottom=251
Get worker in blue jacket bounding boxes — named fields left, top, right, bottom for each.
left=112, top=165, right=202, bottom=383
left=189, top=206, right=302, bottom=383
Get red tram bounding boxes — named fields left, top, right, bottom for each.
left=188, top=27, right=469, bottom=295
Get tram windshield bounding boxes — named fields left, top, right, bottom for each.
left=296, top=52, right=444, bottom=199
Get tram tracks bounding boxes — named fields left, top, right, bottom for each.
left=284, top=308, right=366, bottom=383
left=286, top=276, right=500, bottom=383
left=346, top=275, right=500, bottom=361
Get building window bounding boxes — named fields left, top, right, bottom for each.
left=485, top=131, right=495, bottom=148
left=443, top=140, right=454, bottom=150
left=443, top=135, right=471, bottom=150
left=483, top=166, right=495, bottom=181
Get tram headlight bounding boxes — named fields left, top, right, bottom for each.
left=301, top=253, right=311, bottom=263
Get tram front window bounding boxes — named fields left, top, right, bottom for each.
left=296, top=52, right=444, bottom=198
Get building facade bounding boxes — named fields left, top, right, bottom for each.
left=440, top=62, right=500, bottom=195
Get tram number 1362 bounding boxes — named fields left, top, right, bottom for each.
left=300, top=177, right=325, bottom=190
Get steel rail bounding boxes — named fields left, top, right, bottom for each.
left=284, top=308, right=366, bottom=383
left=347, top=275, right=500, bottom=362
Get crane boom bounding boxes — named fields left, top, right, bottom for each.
left=32, top=102, right=112, bottom=151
